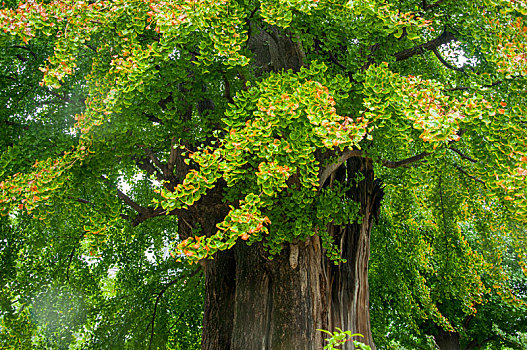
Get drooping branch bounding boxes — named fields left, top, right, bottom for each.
left=394, top=31, right=457, bottom=62
left=432, top=47, right=465, bottom=72
left=147, top=266, right=202, bottom=350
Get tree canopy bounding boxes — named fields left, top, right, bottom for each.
left=0, top=0, right=526, bottom=349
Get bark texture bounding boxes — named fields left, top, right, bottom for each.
left=327, top=157, right=381, bottom=349
left=201, top=158, right=382, bottom=350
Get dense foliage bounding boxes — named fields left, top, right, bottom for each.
left=0, top=0, right=526, bottom=348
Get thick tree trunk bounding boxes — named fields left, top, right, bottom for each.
left=328, top=157, right=380, bottom=349
left=201, top=158, right=382, bottom=350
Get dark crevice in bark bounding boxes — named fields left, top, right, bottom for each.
left=327, top=157, right=382, bottom=350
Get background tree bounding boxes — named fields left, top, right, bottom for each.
left=370, top=187, right=527, bottom=349
left=1, top=0, right=526, bottom=349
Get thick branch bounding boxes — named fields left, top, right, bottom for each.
left=394, top=31, right=456, bottom=62
left=100, top=175, right=151, bottom=216
left=131, top=207, right=166, bottom=227
left=145, top=148, right=169, bottom=176
left=115, top=187, right=150, bottom=215
left=318, top=150, right=431, bottom=189
left=381, top=152, right=431, bottom=168
left=134, top=156, right=165, bottom=183
left=318, top=149, right=363, bottom=189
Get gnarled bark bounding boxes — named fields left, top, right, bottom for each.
left=201, top=157, right=382, bottom=350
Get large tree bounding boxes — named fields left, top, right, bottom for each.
left=1, top=0, right=526, bottom=349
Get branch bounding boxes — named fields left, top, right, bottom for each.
left=422, top=0, right=445, bottom=10
left=448, top=147, right=477, bottom=163
left=329, top=51, right=348, bottom=71
left=464, top=336, right=498, bottom=350
left=145, top=148, right=169, bottom=176
left=67, top=196, right=93, bottom=206
left=143, top=113, right=163, bottom=124
left=432, top=47, right=465, bottom=72
left=115, top=187, right=150, bottom=215
left=100, top=175, right=150, bottom=215
left=11, top=45, right=37, bottom=60
left=363, top=43, right=381, bottom=70
left=318, top=150, right=431, bottom=189
left=65, top=247, right=76, bottom=282
left=167, top=137, right=178, bottom=175
left=47, top=88, right=71, bottom=103
left=147, top=267, right=202, bottom=350
left=454, top=165, right=485, bottom=185
left=84, top=44, right=97, bottom=53
left=223, top=74, right=234, bottom=104
left=131, top=207, right=166, bottom=227
left=381, top=151, right=431, bottom=168
left=394, top=31, right=457, bottom=62
left=318, top=149, right=363, bottom=189
left=134, top=156, right=165, bottom=183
